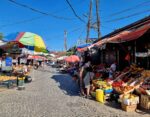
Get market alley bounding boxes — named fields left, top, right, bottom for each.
left=0, top=66, right=149, bottom=117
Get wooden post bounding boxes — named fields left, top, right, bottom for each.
left=134, top=41, right=137, bottom=64
left=86, top=0, right=93, bottom=43
left=64, top=30, right=67, bottom=51
left=96, top=0, right=101, bottom=39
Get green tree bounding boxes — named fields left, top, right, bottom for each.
left=0, top=33, right=3, bottom=40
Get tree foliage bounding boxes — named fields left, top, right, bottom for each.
left=0, top=33, right=3, bottom=40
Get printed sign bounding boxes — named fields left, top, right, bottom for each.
left=5, top=57, right=12, bottom=66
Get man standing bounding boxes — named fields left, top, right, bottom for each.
left=109, top=62, right=117, bottom=79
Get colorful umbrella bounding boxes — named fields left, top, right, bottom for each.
left=4, top=32, right=48, bottom=53
left=65, top=55, right=80, bottom=63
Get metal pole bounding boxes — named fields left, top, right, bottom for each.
left=64, top=30, right=67, bottom=51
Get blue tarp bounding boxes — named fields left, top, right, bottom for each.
left=77, top=43, right=91, bottom=48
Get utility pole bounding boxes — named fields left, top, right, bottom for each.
left=64, top=30, right=67, bottom=51
left=96, top=0, right=101, bottom=39
left=86, top=0, right=93, bottom=43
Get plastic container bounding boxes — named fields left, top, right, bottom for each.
left=96, top=89, right=104, bottom=103
left=17, top=77, right=25, bottom=86
left=104, top=89, right=113, bottom=94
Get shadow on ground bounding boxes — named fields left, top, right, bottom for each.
left=51, top=74, right=79, bottom=96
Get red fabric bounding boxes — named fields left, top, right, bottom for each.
left=95, top=23, right=150, bottom=46
left=27, top=55, right=45, bottom=60
left=16, top=32, right=25, bottom=41
left=109, top=24, right=150, bottom=43
left=125, top=53, right=130, bottom=61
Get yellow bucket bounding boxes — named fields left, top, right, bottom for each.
left=96, top=89, right=104, bottom=103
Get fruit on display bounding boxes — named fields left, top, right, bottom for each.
left=114, top=86, right=134, bottom=94
left=112, top=80, right=124, bottom=87
left=0, top=76, right=17, bottom=81
left=92, top=80, right=112, bottom=90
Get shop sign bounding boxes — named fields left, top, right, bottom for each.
left=5, top=57, right=12, bottom=66
left=135, top=52, right=149, bottom=57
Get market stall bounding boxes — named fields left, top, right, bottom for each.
left=89, top=64, right=150, bottom=111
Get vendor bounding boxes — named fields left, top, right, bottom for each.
left=109, top=61, right=117, bottom=79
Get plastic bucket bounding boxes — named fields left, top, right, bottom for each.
left=96, top=89, right=104, bottom=103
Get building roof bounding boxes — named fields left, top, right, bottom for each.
left=94, top=15, right=150, bottom=43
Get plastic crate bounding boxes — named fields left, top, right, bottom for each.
left=104, top=89, right=113, bottom=94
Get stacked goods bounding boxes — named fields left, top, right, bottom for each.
left=114, top=86, right=134, bottom=94
left=112, top=80, right=124, bottom=87
left=0, top=76, right=17, bottom=82
left=112, top=65, right=149, bottom=94
left=140, top=95, right=150, bottom=109
left=120, top=94, right=139, bottom=105
left=137, top=77, right=150, bottom=95
left=120, top=94, right=139, bottom=112
left=92, top=80, right=113, bottom=101
left=92, top=80, right=113, bottom=92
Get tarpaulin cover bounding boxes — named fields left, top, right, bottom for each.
left=96, top=23, right=150, bottom=46
left=77, top=43, right=91, bottom=48
left=75, top=22, right=150, bottom=52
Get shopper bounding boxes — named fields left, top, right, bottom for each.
left=79, top=61, right=90, bottom=97
left=83, top=66, right=94, bottom=98
left=109, top=62, right=117, bottom=79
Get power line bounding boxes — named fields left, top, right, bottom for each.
left=0, top=0, right=88, bottom=29
left=105, top=8, right=150, bottom=23
left=105, top=0, right=150, bottom=17
left=49, top=0, right=87, bottom=14
left=0, top=16, right=44, bottom=29
left=8, top=0, right=74, bottom=20
left=110, top=0, right=150, bottom=16
left=65, top=0, right=86, bottom=23
left=101, top=25, right=116, bottom=30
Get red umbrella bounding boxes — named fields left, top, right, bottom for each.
left=65, top=55, right=80, bottom=63
left=27, top=55, right=45, bottom=60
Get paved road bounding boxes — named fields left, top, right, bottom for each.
left=0, top=66, right=149, bottom=117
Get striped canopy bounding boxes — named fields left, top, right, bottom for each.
left=4, top=32, right=48, bottom=53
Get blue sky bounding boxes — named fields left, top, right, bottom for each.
left=0, top=0, right=150, bottom=51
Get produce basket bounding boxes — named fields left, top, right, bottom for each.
left=121, top=103, right=137, bottom=112
left=140, top=94, right=150, bottom=109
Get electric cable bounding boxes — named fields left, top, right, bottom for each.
left=65, top=0, right=86, bottom=23
left=8, top=0, right=74, bottom=20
